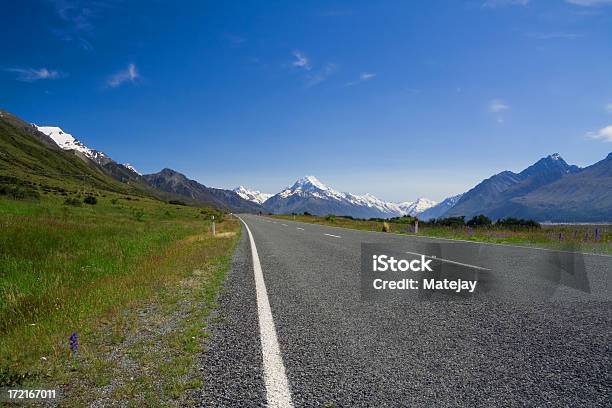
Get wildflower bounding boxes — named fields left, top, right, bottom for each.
left=69, top=332, right=78, bottom=354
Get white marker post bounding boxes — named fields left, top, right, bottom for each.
left=414, top=219, right=419, bottom=234
left=212, top=215, right=216, bottom=236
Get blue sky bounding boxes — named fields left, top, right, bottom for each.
left=2, top=0, right=612, bottom=202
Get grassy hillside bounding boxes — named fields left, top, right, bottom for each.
left=0, top=111, right=243, bottom=404
left=0, top=191, right=240, bottom=401
left=0, top=112, right=139, bottom=196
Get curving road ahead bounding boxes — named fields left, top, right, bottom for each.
left=197, top=214, right=612, bottom=407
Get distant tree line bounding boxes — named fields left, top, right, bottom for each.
left=424, top=215, right=541, bottom=229
left=294, top=211, right=541, bottom=230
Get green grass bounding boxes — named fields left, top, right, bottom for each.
left=0, top=191, right=233, bottom=390
left=274, top=214, right=611, bottom=254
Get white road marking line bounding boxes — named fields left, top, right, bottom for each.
left=404, top=250, right=490, bottom=271
left=324, top=233, right=341, bottom=238
left=281, top=223, right=288, bottom=226
left=238, top=217, right=294, bottom=408
left=296, top=227, right=304, bottom=230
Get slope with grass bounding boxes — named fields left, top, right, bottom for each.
left=0, top=109, right=244, bottom=405
left=0, top=189, right=241, bottom=404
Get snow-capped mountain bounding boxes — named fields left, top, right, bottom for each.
left=263, top=176, right=436, bottom=219
left=123, top=163, right=142, bottom=175
left=233, top=186, right=273, bottom=205
left=418, top=193, right=464, bottom=220
left=36, top=126, right=112, bottom=166
left=397, top=198, right=438, bottom=216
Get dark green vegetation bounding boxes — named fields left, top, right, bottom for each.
left=275, top=213, right=611, bottom=254
left=0, top=109, right=241, bottom=404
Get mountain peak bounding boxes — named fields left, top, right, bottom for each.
left=233, top=186, right=272, bottom=204
left=123, top=163, right=141, bottom=175
left=293, top=175, right=328, bottom=191
left=548, top=153, right=562, bottom=161
left=36, top=125, right=111, bottom=165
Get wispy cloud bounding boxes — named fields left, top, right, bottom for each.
left=107, top=63, right=138, bottom=88
left=606, top=103, right=612, bottom=113
left=482, top=0, right=529, bottom=8
left=5, top=67, right=64, bottom=82
left=291, top=50, right=311, bottom=70
left=587, top=125, right=612, bottom=142
left=345, top=72, right=376, bottom=86
left=489, top=99, right=509, bottom=113
left=527, top=32, right=583, bottom=40
left=489, top=99, right=509, bottom=123
left=48, top=0, right=104, bottom=50
left=566, top=0, right=612, bottom=6
left=305, top=63, right=337, bottom=87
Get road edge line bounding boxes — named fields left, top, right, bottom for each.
left=237, top=216, right=294, bottom=408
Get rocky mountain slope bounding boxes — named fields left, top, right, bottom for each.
left=144, top=169, right=263, bottom=213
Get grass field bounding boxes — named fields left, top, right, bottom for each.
left=0, top=191, right=239, bottom=404
left=273, top=214, right=611, bottom=254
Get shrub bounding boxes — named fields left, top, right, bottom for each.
left=431, top=216, right=465, bottom=227
left=466, top=214, right=492, bottom=227
left=168, top=200, right=187, bottom=206
left=83, top=196, right=97, bottom=205
left=325, top=214, right=336, bottom=222
left=0, top=184, right=40, bottom=201
left=303, top=211, right=312, bottom=216
left=390, top=215, right=417, bottom=224
left=64, top=197, right=82, bottom=206
left=496, top=217, right=541, bottom=229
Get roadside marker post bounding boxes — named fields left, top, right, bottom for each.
left=212, top=215, right=216, bottom=236
left=415, top=220, right=419, bottom=234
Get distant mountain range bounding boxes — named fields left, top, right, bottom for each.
left=418, top=194, right=464, bottom=221
left=233, top=186, right=273, bottom=204
left=32, top=121, right=261, bottom=213
left=245, top=176, right=437, bottom=219
left=426, top=153, right=611, bottom=222
left=143, top=169, right=262, bottom=213
left=2, top=109, right=610, bottom=222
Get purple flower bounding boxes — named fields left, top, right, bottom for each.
left=69, top=332, right=78, bottom=354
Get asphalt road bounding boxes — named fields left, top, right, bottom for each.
left=198, top=214, right=612, bottom=407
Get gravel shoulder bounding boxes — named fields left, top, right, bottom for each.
left=195, top=226, right=267, bottom=407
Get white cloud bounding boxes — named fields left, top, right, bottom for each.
left=6, top=67, right=64, bottom=82
left=345, top=72, right=376, bottom=86
left=107, top=63, right=138, bottom=88
left=587, top=125, right=612, bottom=142
left=483, top=0, right=529, bottom=8
left=489, top=99, right=509, bottom=113
left=305, top=63, right=337, bottom=87
left=291, top=50, right=311, bottom=70
left=606, top=103, right=612, bottom=113
left=566, top=0, right=612, bottom=6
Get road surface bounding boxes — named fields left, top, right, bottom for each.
left=197, top=214, right=612, bottom=407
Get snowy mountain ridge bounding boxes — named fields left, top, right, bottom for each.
left=262, top=175, right=436, bottom=218
left=233, top=186, right=273, bottom=204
